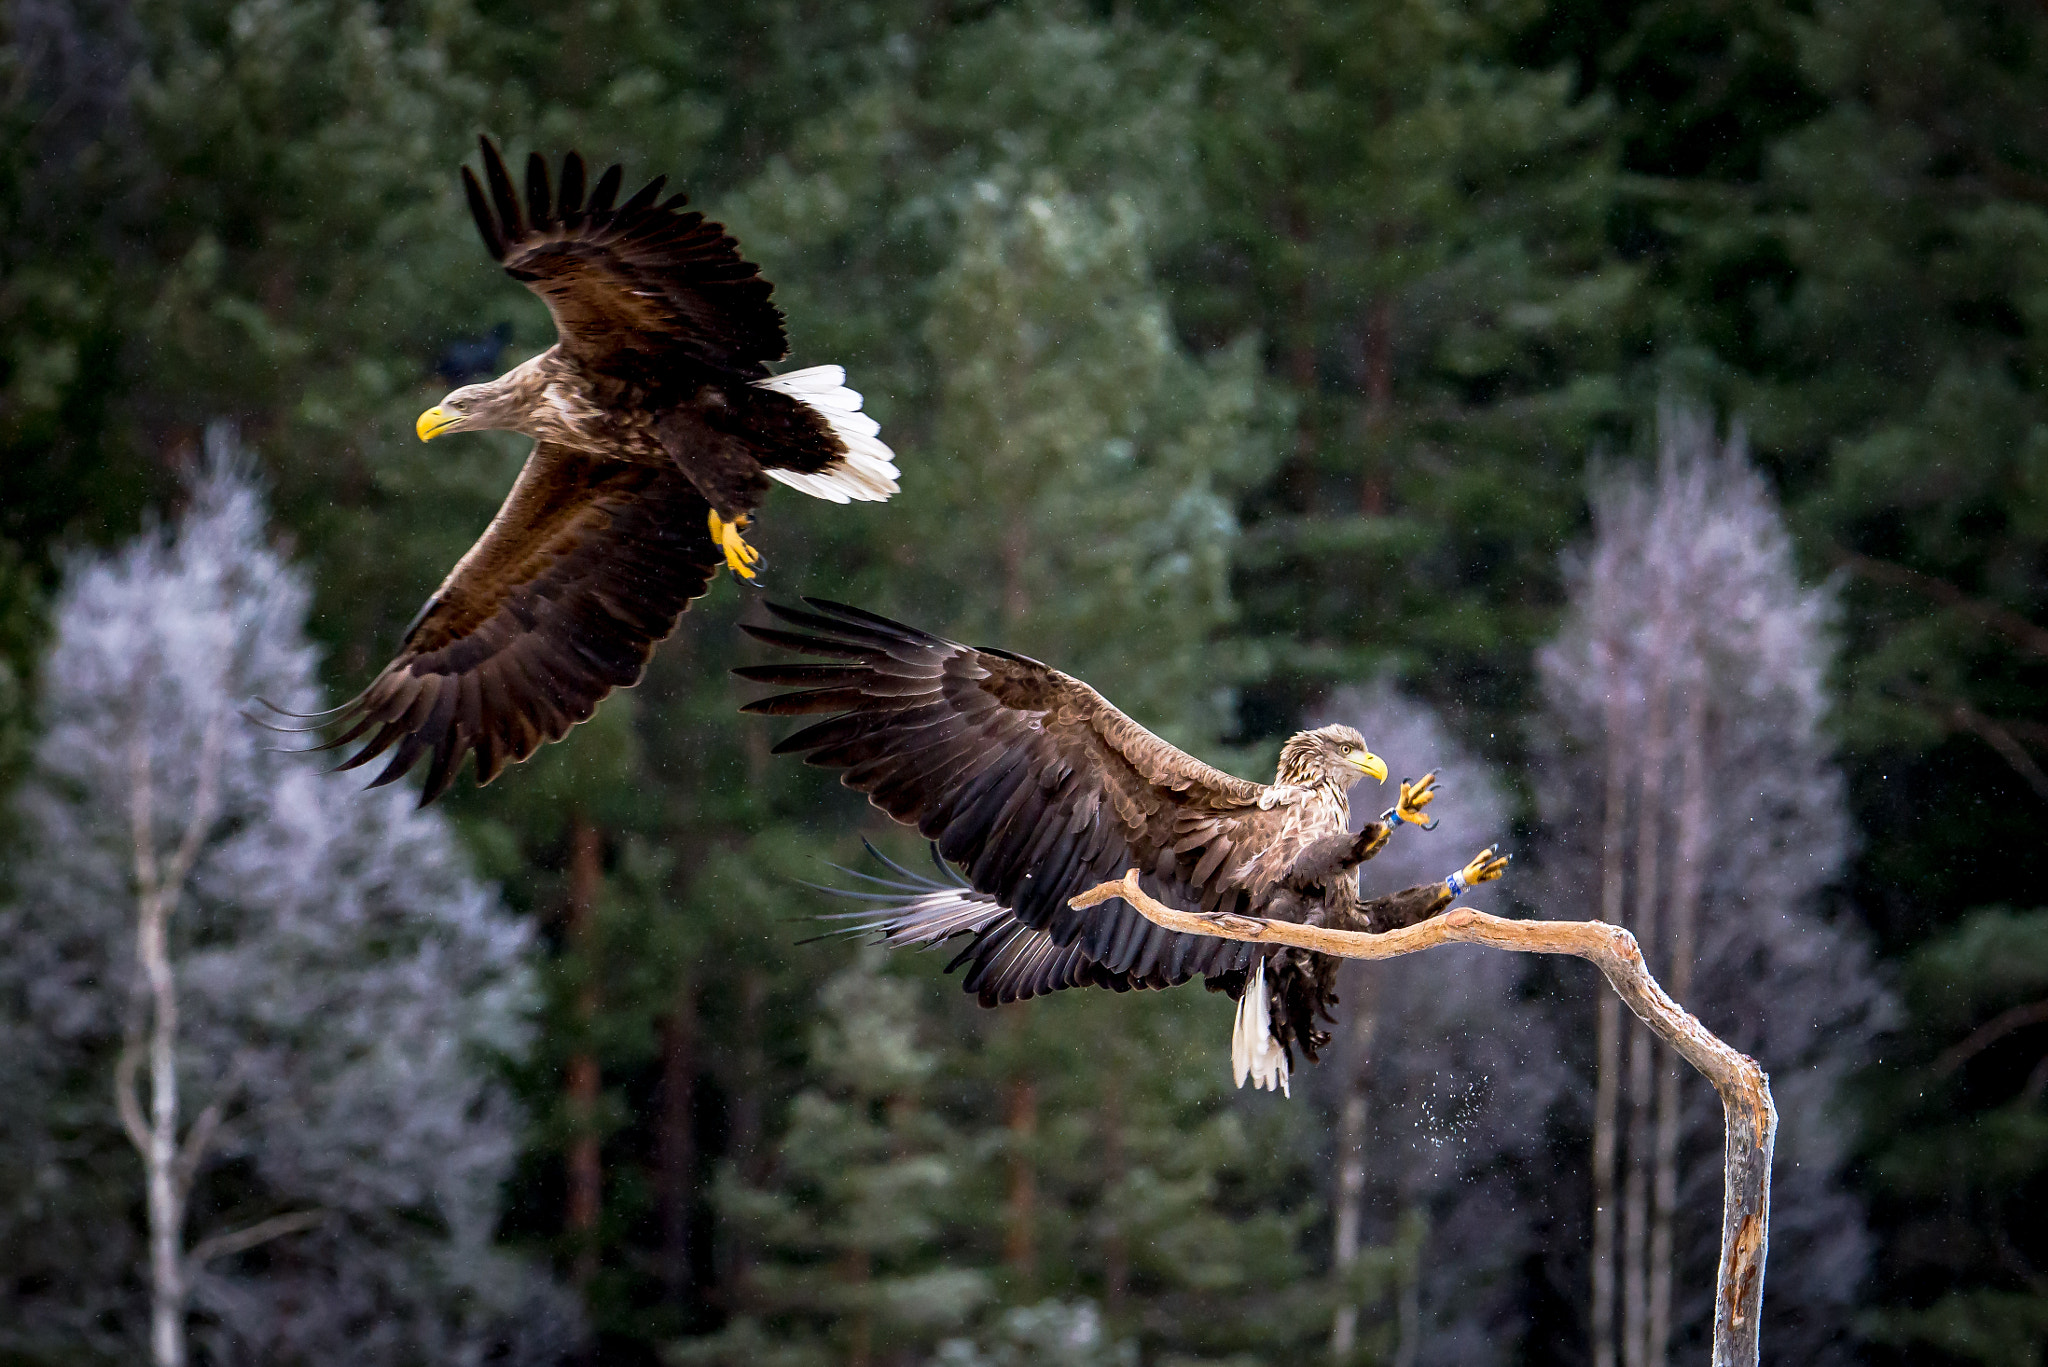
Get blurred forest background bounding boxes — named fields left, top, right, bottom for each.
left=2, top=0, right=2045, bottom=1364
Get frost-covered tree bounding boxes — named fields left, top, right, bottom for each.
left=1307, top=682, right=1565, bottom=1367
left=0, top=431, right=574, bottom=1366
left=1535, top=406, right=1888, bottom=1367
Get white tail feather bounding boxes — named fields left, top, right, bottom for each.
left=1231, top=959, right=1291, bottom=1097
left=755, top=364, right=900, bottom=503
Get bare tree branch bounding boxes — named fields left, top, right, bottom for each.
left=1932, top=998, right=2048, bottom=1079
left=1072, top=871, right=1778, bottom=1367
left=1991, top=717, right=2048, bottom=747
left=1948, top=703, right=2048, bottom=801
left=2022, top=1054, right=2048, bottom=1105
left=186, top=1210, right=326, bottom=1270
left=115, top=1038, right=151, bottom=1157
left=161, top=713, right=227, bottom=906
left=1835, top=549, right=2048, bottom=661
left=1327, top=969, right=1381, bottom=1361
left=174, top=1054, right=250, bottom=1205
left=129, top=731, right=160, bottom=901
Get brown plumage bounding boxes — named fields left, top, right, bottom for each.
left=738, top=601, right=1499, bottom=1092
left=285, top=138, right=897, bottom=803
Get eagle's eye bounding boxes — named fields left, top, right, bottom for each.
left=1339, top=743, right=1354, bottom=755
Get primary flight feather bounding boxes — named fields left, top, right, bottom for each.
left=296, top=137, right=898, bottom=804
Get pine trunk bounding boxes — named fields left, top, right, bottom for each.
left=1357, top=293, right=1392, bottom=516
left=1280, top=183, right=1320, bottom=513
left=1100, top=1080, right=1128, bottom=1317
left=658, top=979, right=698, bottom=1304
left=1331, top=964, right=1382, bottom=1362
left=565, top=817, right=604, bottom=1295
left=1001, top=522, right=1031, bottom=630
left=1394, top=1205, right=1424, bottom=1367
left=725, top=970, right=769, bottom=1296
left=1287, top=196, right=1319, bottom=467
left=840, top=1247, right=873, bottom=1367
left=1004, top=1074, right=1038, bottom=1283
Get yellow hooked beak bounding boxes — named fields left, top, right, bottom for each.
left=416, top=406, right=462, bottom=441
left=1352, top=751, right=1389, bottom=783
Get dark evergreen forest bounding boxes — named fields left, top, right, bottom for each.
left=2, top=0, right=2044, bottom=1363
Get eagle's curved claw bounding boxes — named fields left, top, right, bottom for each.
left=1445, top=846, right=1510, bottom=899
left=1390, top=771, right=1439, bottom=830
left=709, top=509, right=762, bottom=580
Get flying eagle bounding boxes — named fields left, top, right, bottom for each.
left=290, top=137, right=897, bottom=803
left=737, top=601, right=1509, bottom=1095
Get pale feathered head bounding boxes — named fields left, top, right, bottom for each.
left=1275, top=723, right=1388, bottom=789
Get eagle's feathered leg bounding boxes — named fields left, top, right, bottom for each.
left=1353, top=846, right=1512, bottom=934
left=1280, top=821, right=1393, bottom=888
left=1264, top=945, right=1340, bottom=1068
left=1357, top=881, right=1457, bottom=933
left=707, top=509, right=761, bottom=579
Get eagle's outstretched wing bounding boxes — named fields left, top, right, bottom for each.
left=301, top=443, right=720, bottom=803
left=736, top=601, right=1296, bottom=998
left=464, top=137, right=786, bottom=377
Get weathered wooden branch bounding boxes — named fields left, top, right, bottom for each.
left=1070, top=870, right=1777, bottom=1367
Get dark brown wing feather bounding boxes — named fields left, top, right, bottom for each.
left=737, top=600, right=1287, bottom=996
left=464, top=136, right=786, bottom=377
left=319, top=443, right=720, bottom=803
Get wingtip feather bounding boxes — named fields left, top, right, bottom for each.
left=479, top=135, right=524, bottom=242
left=462, top=168, right=506, bottom=260
left=559, top=150, right=586, bottom=217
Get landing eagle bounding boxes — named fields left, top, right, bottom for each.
left=294, top=138, right=897, bottom=803
left=738, top=601, right=1509, bottom=1094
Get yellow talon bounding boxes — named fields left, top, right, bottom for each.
left=1396, top=771, right=1440, bottom=829
left=708, top=509, right=761, bottom=580
left=1460, top=847, right=1510, bottom=886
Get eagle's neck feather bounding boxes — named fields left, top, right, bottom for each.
left=1273, top=747, right=1348, bottom=803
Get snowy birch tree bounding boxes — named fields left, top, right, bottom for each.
left=1536, top=406, right=1887, bottom=1367
left=0, top=430, right=575, bottom=1366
